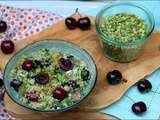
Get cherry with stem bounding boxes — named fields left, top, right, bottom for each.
left=65, top=8, right=91, bottom=30
left=125, top=95, right=147, bottom=115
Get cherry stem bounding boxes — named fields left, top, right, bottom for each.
left=122, top=78, right=127, bottom=83
left=76, top=8, right=82, bottom=17
left=147, top=82, right=160, bottom=109
left=125, top=95, right=135, bottom=103
left=70, top=8, right=82, bottom=17
left=75, top=8, right=79, bottom=13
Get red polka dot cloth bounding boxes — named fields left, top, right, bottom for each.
left=0, top=4, right=63, bottom=120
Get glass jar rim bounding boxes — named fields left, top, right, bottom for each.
left=95, top=2, right=155, bottom=46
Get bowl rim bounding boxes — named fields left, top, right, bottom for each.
left=3, top=39, right=97, bottom=112
left=95, top=2, right=155, bottom=46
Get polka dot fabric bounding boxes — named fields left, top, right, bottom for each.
left=0, top=4, right=63, bottom=41
left=0, top=4, right=63, bottom=120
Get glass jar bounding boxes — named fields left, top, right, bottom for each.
left=95, top=3, right=155, bottom=62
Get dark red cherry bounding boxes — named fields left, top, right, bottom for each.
left=132, top=101, right=147, bottom=114
left=137, top=79, right=152, bottom=93
left=22, top=60, right=35, bottom=71
left=107, top=70, right=122, bottom=85
left=0, top=21, right=7, bottom=33
left=35, top=72, right=49, bottom=84
left=65, top=17, right=77, bottom=30
left=1, top=40, right=14, bottom=54
left=10, top=79, right=22, bottom=91
left=26, top=92, right=40, bottom=102
left=52, top=87, right=68, bottom=101
left=59, top=58, right=73, bottom=71
left=77, top=17, right=91, bottom=30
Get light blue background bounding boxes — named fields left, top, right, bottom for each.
left=0, top=0, right=160, bottom=119
left=1, top=1, right=159, bottom=31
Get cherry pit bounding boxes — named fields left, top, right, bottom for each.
left=65, top=8, right=91, bottom=30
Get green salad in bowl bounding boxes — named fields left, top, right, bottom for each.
left=4, top=40, right=97, bottom=112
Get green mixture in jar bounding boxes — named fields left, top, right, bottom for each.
left=99, top=13, right=148, bottom=62
left=10, top=48, right=90, bottom=110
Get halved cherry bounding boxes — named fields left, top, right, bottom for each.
left=22, top=60, right=35, bottom=71
left=26, top=92, right=40, bottom=102
left=52, top=87, right=68, bottom=101
left=35, top=72, right=49, bottom=84
left=59, top=58, right=73, bottom=71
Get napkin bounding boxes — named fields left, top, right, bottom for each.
left=0, top=4, right=62, bottom=120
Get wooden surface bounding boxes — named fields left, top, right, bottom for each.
left=1, top=16, right=160, bottom=119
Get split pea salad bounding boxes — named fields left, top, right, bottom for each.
left=95, top=3, right=155, bottom=62
left=10, top=48, right=91, bottom=110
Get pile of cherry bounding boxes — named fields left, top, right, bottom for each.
left=107, top=70, right=152, bottom=115
left=65, top=8, right=91, bottom=30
